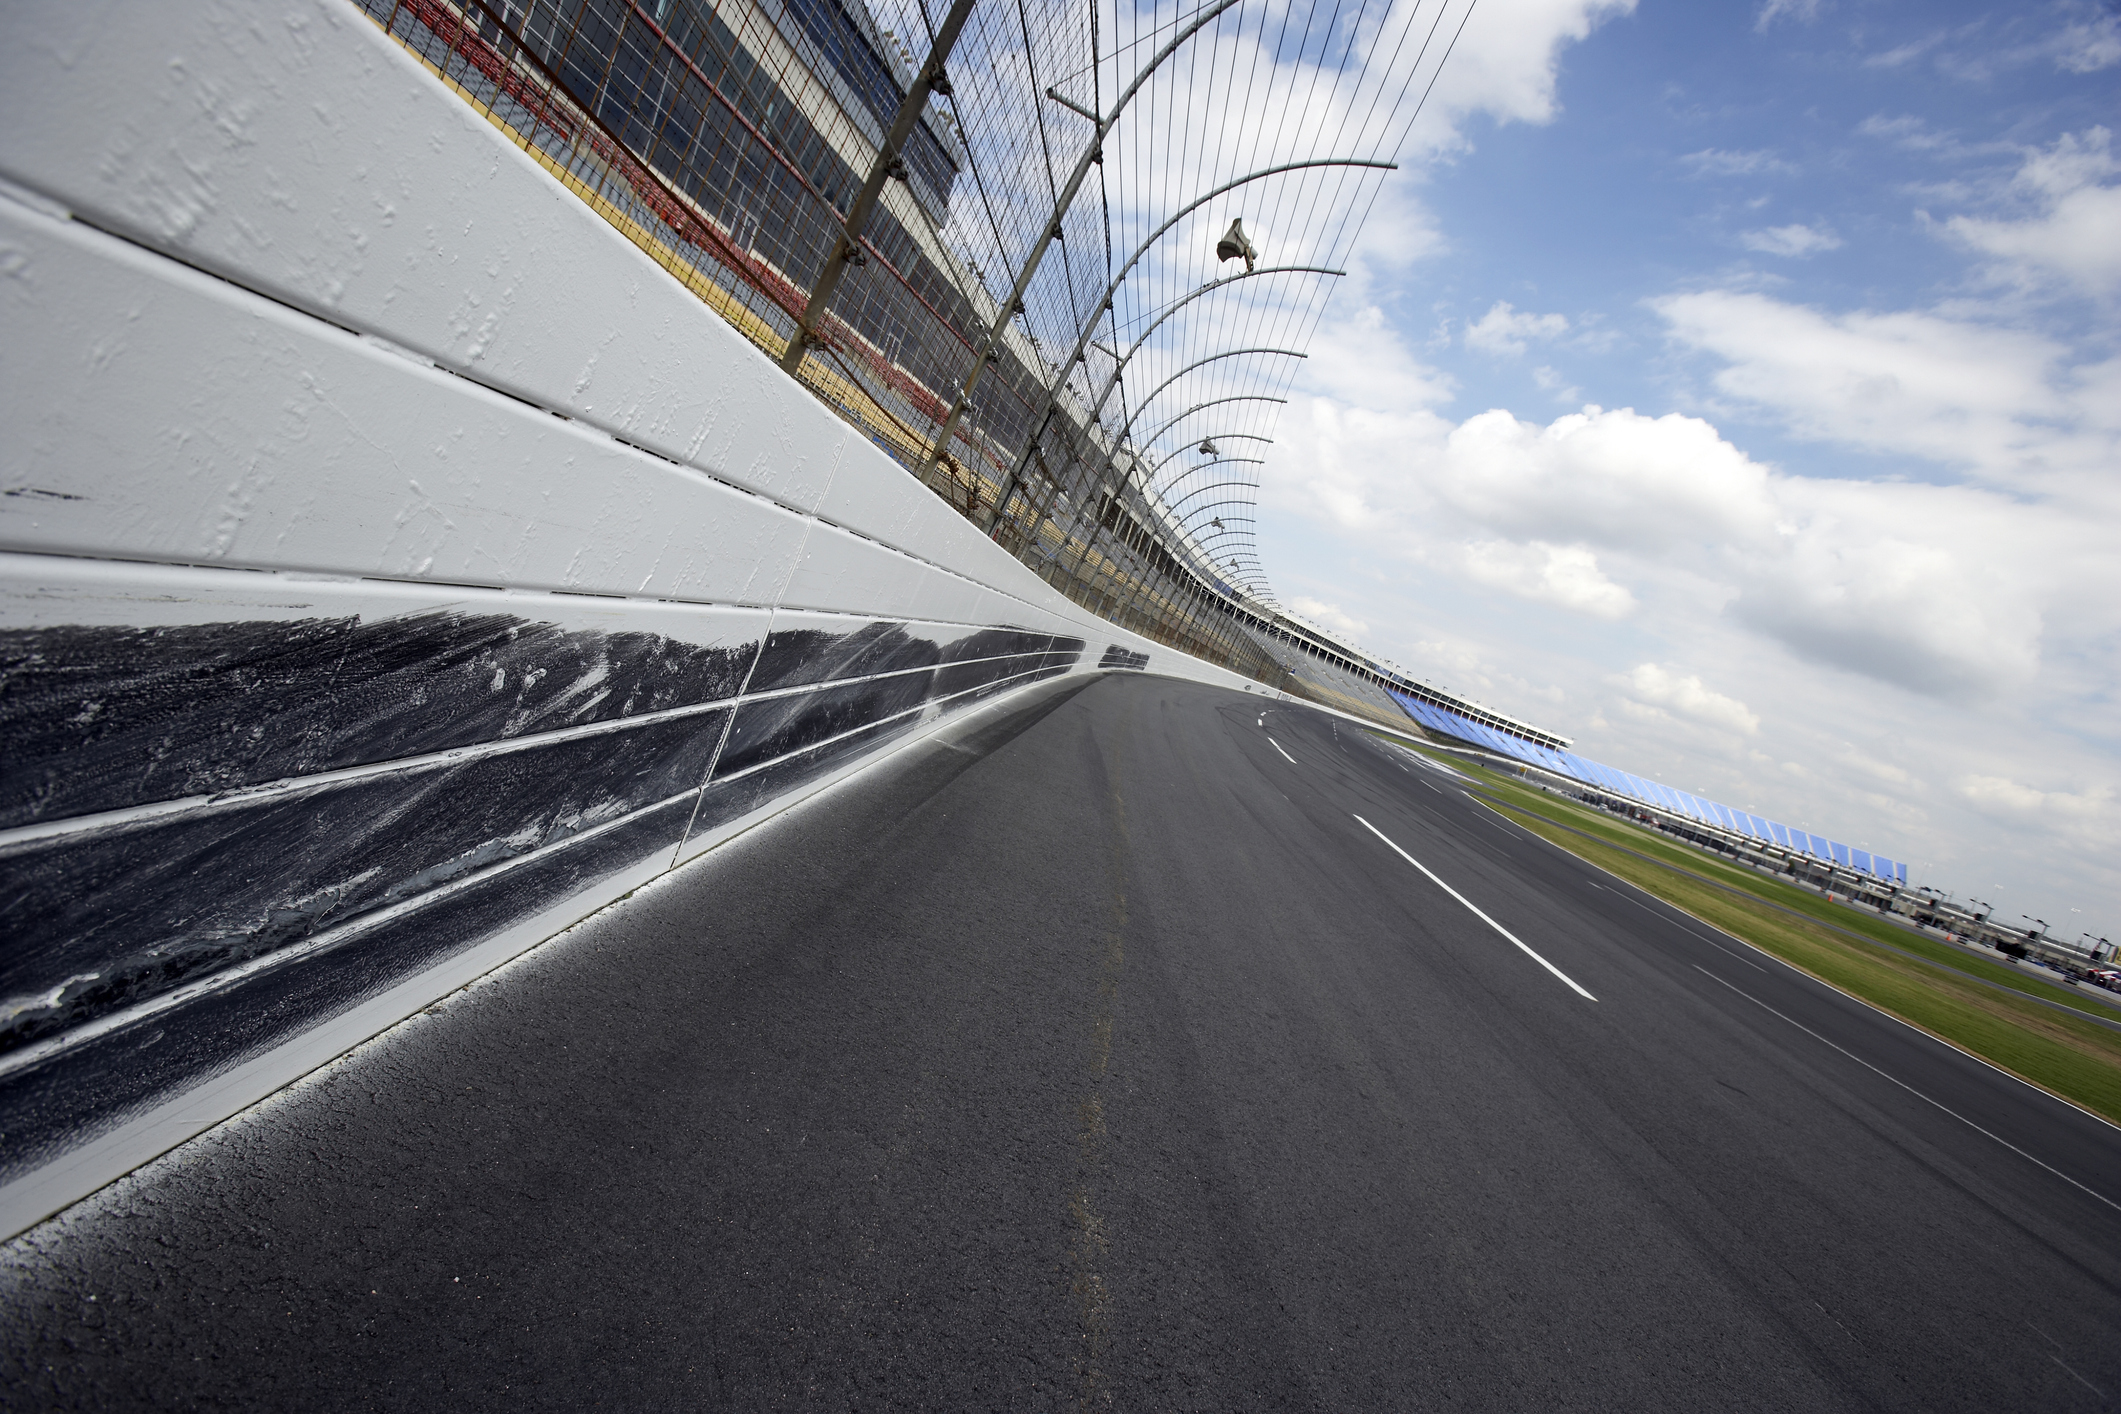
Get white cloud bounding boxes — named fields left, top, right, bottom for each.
left=1295, top=304, right=1456, bottom=417
left=1430, top=0, right=1639, bottom=134
left=2053, top=9, right=2121, bottom=72
left=1219, top=1, right=2118, bottom=920
left=1620, top=663, right=1761, bottom=735
left=1532, top=365, right=1582, bottom=401
left=1463, top=540, right=1636, bottom=618
left=1739, top=223, right=1843, bottom=257
left=1428, top=405, right=1773, bottom=553
left=1429, top=406, right=2062, bottom=695
left=1857, top=113, right=1944, bottom=149
left=1272, top=300, right=2120, bottom=701
left=1865, top=35, right=1944, bottom=70
left=1943, top=127, right=2121, bottom=297
left=1652, top=289, right=2089, bottom=489
left=1832, top=747, right=1913, bottom=787
left=1680, top=147, right=1798, bottom=178
left=1288, top=596, right=1370, bottom=642
left=1855, top=7, right=2119, bottom=80
left=1837, top=7, right=2115, bottom=82
left=1957, top=775, right=2116, bottom=823
left=1464, top=301, right=1570, bottom=356
left=1754, top=0, right=1823, bottom=33
left=1723, top=481, right=2051, bottom=695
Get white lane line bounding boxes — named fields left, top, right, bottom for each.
left=1269, top=737, right=1298, bottom=765
left=1692, top=965, right=2119, bottom=1214
left=1422, top=781, right=1441, bottom=793
left=1355, top=815, right=1596, bottom=1001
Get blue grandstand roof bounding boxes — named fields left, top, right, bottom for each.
left=1380, top=685, right=1898, bottom=889
left=1382, top=691, right=1900, bottom=890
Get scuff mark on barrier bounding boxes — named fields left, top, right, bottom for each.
left=0, top=606, right=1082, bottom=1177
left=0, top=611, right=756, bottom=827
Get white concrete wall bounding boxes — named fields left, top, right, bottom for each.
left=0, top=0, right=1255, bottom=1236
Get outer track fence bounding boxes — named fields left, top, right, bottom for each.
left=365, top=0, right=1273, bottom=675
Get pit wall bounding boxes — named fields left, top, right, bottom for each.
left=0, top=0, right=1249, bottom=1232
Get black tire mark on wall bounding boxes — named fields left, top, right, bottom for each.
left=0, top=613, right=756, bottom=829
left=0, top=711, right=729, bottom=1051
left=0, top=609, right=1084, bottom=1179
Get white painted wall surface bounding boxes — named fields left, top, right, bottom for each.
left=0, top=0, right=1258, bottom=1238
left=0, top=0, right=1228, bottom=639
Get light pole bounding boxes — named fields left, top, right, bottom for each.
left=1048, top=395, right=1288, bottom=586
left=1111, top=492, right=1258, bottom=630
left=1170, top=485, right=1265, bottom=527
left=1087, top=444, right=1268, bottom=613
left=1116, top=444, right=1271, bottom=652
left=1128, top=395, right=1289, bottom=458
left=974, top=151, right=1391, bottom=528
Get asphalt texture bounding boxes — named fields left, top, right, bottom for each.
left=5, top=673, right=2119, bottom=1411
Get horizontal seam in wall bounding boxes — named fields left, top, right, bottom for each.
left=0, top=788, right=703, bottom=1085
left=7, top=184, right=1072, bottom=627
left=705, top=661, right=1063, bottom=787
left=0, top=548, right=1066, bottom=638
left=0, top=660, right=1067, bottom=1083
left=0, top=648, right=1074, bottom=853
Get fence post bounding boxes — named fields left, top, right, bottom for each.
left=779, top=0, right=981, bottom=375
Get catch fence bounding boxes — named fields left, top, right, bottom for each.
left=360, top=0, right=1432, bottom=683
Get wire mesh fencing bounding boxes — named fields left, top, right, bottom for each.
left=357, top=0, right=1478, bottom=687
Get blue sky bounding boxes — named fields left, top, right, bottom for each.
left=1255, top=0, right=2120, bottom=934
left=1421, top=0, right=2115, bottom=455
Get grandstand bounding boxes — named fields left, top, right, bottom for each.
left=1383, top=686, right=1908, bottom=900
left=365, top=0, right=1905, bottom=900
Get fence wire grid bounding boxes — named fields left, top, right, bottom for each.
left=360, top=0, right=1477, bottom=698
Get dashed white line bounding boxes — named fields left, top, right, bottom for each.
left=1354, top=815, right=1596, bottom=1001
left=1269, top=738, right=1298, bottom=765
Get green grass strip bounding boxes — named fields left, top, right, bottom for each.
left=1366, top=729, right=2121, bottom=1125
left=1372, top=731, right=2110, bottom=1018
left=1489, top=800, right=2121, bottom=1124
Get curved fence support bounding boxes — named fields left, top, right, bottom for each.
left=1112, top=349, right=1306, bottom=447
left=916, top=0, right=1245, bottom=481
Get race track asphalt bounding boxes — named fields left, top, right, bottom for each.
left=5, top=672, right=2118, bottom=1411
